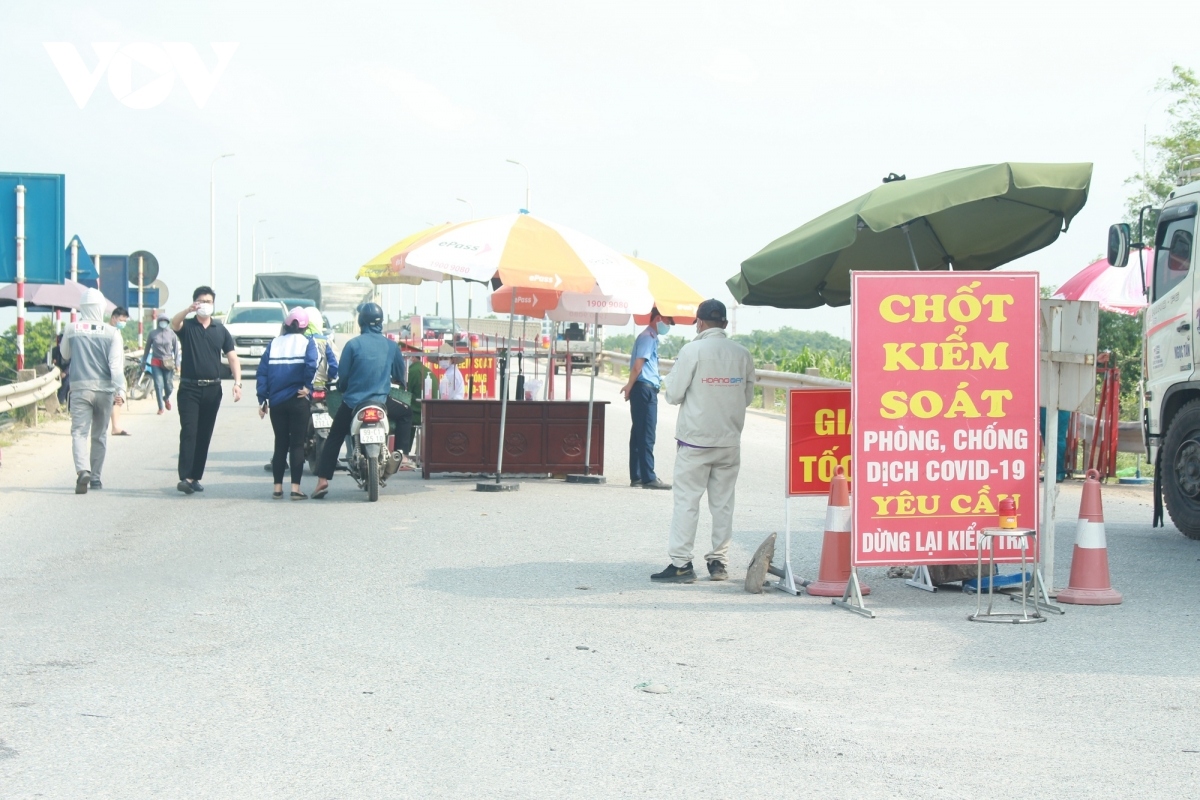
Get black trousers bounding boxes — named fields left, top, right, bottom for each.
left=270, top=396, right=311, bottom=486
left=629, top=381, right=658, bottom=484
left=388, top=398, right=413, bottom=455
left=315, top=399, right=412, bottom=480
left=178, top=382, right=222, bottom=481
left=316, top=403, right=353, bottom=480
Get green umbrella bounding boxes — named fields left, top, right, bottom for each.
left=727, top=162, right=1093, bottom=309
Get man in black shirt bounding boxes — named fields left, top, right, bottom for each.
left=170, top=286, right=243, bottom=494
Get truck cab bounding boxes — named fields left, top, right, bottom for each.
left=1109, top=170, right=1200, bottom=537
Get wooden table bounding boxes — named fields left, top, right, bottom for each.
left=421, top=399, right=607, bottom=478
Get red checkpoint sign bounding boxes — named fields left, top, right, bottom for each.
left=787, top=388, right=851, bottom=497
left=851, top=272, right=1040, bottom=566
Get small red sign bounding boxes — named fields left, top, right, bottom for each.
left=787, top=388, right=852, bottom=497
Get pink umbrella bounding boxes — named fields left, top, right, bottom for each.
left=0, top=279, right=116, bottom=314
left=1052, top=249, right=1152, bottom=316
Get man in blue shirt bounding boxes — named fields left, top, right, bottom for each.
left=312, top=302, right=407, bottom=499
left=620, top=308, right=672, bottom=490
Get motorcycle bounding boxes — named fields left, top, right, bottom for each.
left=345, top=401, right=392, bottom=502
left=305, top=388, right=334, bottom=475
left=124, top=356, right=152, bottom=401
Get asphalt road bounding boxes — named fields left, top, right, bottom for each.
left=2, top=374, right=1198, bottom=798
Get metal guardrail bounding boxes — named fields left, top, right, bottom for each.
left=597, top=350, right=849, bottom=411
left=0, top=368, right=61, bottom=414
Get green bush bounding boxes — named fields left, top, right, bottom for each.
left=0, top=317, right=57, bottom=380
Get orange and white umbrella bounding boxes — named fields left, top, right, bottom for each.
left=626, top=255, right=704, bottom=325
left=387, top=213, right=647, bottom=295
left=489, top=283, right=654, bottom=326
left=357, top=223, right=454, bottom=285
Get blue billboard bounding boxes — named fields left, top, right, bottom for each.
left=99, top=254, right=129, bottom=310
left=0, top=173, right=66, bottom=284
left=127, top=288, right=160, bottom=309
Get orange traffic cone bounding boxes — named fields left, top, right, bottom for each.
left=1057, top=469, right=1122, bottom=605
left=806, top=466, right=869, bottom=597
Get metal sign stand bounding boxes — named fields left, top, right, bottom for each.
left=833, top=568, right=875, bottom=618
left=773, top=496, right=804, bottom=594
left=906, top=565, right=937, bottom=593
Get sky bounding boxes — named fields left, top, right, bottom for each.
left=1, top=0, right=1195, bottom=337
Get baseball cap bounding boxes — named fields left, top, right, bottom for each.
left=696, top=299, right=727, bottom=322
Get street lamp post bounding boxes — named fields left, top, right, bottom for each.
left=266, top=237, right=275, bottom=272
left=209, top=153, right=235, bottom=290
left=252, top=219, right=267, bottom=284
left=236, top=193, right=255, bottom=302
left=456, top=197, right=474, bottom=220
left=505, top=160, right=530, bottom=212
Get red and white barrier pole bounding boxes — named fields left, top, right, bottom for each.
left=15, top=185, right=26, bottom=372
left=137, top=255, right=145, bottom=347
left=70, top=238, right=79, bottom=323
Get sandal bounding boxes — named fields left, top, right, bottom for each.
left=312, top=486, right=329, bottom=500
left=291, top=491, right=308, bottom=500
left=272, top=490, right=283, bottom=499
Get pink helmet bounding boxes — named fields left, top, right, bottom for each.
left=285, top=307, right=310, bottom=331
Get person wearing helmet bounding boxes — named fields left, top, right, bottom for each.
left=142, top=314, right=182, bottom=415
left=305, top=315, right=339, bottom=390
left=59, top=288, right=126, bottom=493
left=312, top=302, right=407, bottom=499
left=257, top=308, right=319, bottom=499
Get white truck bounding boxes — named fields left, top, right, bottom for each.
left=1107, top=157, right=1200, bottom=537
left=553, top=321, right=601, bottom=374
left=223, top=300, right=287, bottom=376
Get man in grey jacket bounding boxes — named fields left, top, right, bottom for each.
left=60, top=288, right=126, bottom=493
left=651, top=299, right=755, bottom=583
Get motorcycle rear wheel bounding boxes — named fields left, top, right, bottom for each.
left=307, top=432, right=325, bottom=476
left=367, top=457, right=379, bottom=502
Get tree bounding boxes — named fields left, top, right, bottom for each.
left=1096, top=310, right=1143, bottom=420
left=0, top=317, right=58, bottom=379
left=1126, top=65, right=1200, bottom=239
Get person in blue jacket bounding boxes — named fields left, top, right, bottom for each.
left=312, top=302, right=407, bottom=499
left=257, top=307, right=318, bottom=499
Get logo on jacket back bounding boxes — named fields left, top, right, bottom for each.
left=701, top=376, right=744, bottom=385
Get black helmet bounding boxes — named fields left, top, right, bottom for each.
left=358, top=302, right=384, bottom=331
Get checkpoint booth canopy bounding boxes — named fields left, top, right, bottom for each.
left=0, top=173, right=66, bottom=285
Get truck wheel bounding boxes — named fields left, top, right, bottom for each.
left=1161, top=398, right=1200, bottom=540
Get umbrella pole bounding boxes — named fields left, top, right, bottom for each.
left=495, top=310, right=516, bottom=482
left=584, top=313, right=598, bottom=474
left=901, top=224, right=921, bottom=271
left=467, top=282, right=474, bottom=399
left=566, top=314, right=605, bottom=484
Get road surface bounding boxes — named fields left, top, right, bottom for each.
left=1, top=374, right=1198, bottom=797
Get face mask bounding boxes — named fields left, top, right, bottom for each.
left=439, top=360, right=450, bottom=368
left=656, top=321, right=670, bottom=335
left=115, top=321, right=127, bottom=330
left=196, top=303, right=214, bottom=318
left=158, top=321, right=169, bottom=329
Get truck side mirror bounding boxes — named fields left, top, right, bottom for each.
left=1107, top=223, right=1131, bottom=268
